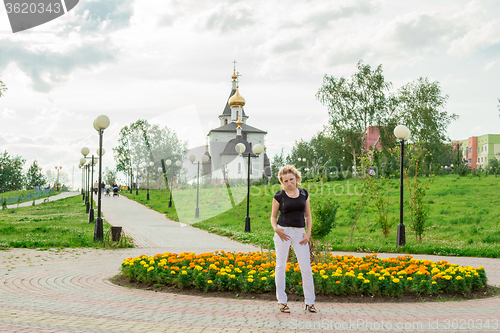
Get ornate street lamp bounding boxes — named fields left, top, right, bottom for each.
left=88, top=156, right=98, bottom=223
left=143, top=161, right=154, bottom=200
left=235, top=143, right=263, bottom=232
left=394, top=124, right=411, bottom=247
left=81, top=147, right=89, bottom=199
left=93, top=115, right=110, bottom=242
left=189, top=154, right=209, bottom=218
left=165, top=159, right=182, bottom=208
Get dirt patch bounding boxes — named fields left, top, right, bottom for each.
left=110, top=275, right=500, bottom=303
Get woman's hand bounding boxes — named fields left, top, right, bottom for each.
left=275, top=228, right=290, bottom=242
left=299, top=232, right=310, bottom=245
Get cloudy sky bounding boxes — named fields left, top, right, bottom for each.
left=0, top=0, right=499, bottom=188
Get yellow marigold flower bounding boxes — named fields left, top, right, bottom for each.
left=392, top=278, right=400, bottom=283
left=170, top=271, right=176, bottom=275
left=147, top=267, right=154, bottom=272
left=379, top=277, right=385, bottom=281
left=230, top=274, right=236, bottom=279
left=363, top=279, right=370, bottom=284
left=261, top=277, right=267, bottom=281
left=249, top=270, right=256, bottom=275
left=407, top=277, right=413, bottom=281
left=143, top=264, right=149, bottom=268
left=248, top=278, right=254, bottom=282
left=182, top=271, right=187, bottom=275
left=320, top=270, right=326, bottom=275
left=207, top=280, right=213, bottom=284
left=456, top=276, right=463, bottom=280
left=478, top=266, right=484, bottom=270
left=322, top=275, right=328, bottom=279
left=432, top=281, right=437, bottom=284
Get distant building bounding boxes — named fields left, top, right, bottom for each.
left=365, top=126, right=382, bottom=151
left=459, top=134, right=500, bottom=169
left=206, top=68, right=270, bottom=182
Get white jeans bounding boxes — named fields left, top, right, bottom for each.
left=274, top=226, right=315, bottom=305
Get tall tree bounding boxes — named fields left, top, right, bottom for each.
left=25, top=160, right=46, bottom=189
left=0, top=151, right=25, bottom=193
left=316, top=61, right=391, bottom=170
left=392, top=78, right=457, bottom=174
left=113, top=119, right=188, bottom=176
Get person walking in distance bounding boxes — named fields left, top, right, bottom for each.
left=271, top=165, right=316, bottom=313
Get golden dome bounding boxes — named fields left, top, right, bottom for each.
left=231, top=69, right=238, bottom=81
left=229, top=86, right=246, bottom=107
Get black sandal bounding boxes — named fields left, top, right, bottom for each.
left=279, top=303, right=290, bottom=313
left=305, top=304, right=316, bottom=313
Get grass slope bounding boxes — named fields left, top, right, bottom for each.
left=0, top=195, right=119, bottom=249
left=123, top=175, right=500, bottom=257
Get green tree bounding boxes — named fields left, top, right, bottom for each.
left=25, top=160, right=46, bottom=189
left=0, top=151, right=25, bottom=193
left=113, top=119, right=188, bottom=178
left=316, top=61, right=391, bottom=171
left=0, top=79, right=6, bottom=98
left=270, top=148, right=286, bottom=184
left=104, top=167, right=117, bottom=185
left=391, top=78, right=458, bottom=174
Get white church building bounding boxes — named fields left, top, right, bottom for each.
left=204, top=68, right=271, bottom=182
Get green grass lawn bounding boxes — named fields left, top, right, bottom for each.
left=123, top=174, right=500, bottom=258
left=0, top=195, right=126, bottom=249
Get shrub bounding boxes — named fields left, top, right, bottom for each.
left=311, top=198, right=339, bottom=239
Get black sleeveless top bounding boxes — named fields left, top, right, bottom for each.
left=274, top=188, right=308, bottom=228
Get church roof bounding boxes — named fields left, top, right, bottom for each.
left=220, top=88, right=247, bottom=118
left=209, top=121, right=267, bottom=135
left=221, top=136, right=257, bottom=157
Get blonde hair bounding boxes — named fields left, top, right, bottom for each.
left=278, top=165, right=302, bottom=190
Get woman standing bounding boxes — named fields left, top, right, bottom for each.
left=271, top=165, right=316, bottom=313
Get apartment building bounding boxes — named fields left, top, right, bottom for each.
left=460, top=134, right=500, bottom=169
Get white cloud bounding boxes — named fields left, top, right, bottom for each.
left=1, top=108, right=16, bottom=118
left=448, top=19, right=500, bottom=56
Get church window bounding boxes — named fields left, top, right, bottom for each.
left=224, top=119, right=228, bottom=125
left=238, top=163, right=241, bottom=174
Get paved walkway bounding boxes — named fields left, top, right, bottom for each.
left=6, top=191, right=80, bottom=209
left=0, top=195, right=499, bottom=332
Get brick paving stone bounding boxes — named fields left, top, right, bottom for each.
left=1, top=195, right=499, bottom=332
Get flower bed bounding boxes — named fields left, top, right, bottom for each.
left=120, top=251, right=487, bottom=297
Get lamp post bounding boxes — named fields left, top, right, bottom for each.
left=236, top=143, right=263, bottom=232
left=54, top=166, right=62, bottom=190
left=189, top=154, right=209, bottom=218
left=394, top=124, right=410, bottom=247
left=165, top=159, right=182, bottom=208
left=93, top=115, right=110, bottom=242
left=142, top=161, right=154, bottom=200
left=81, top=147, right=89, bottom=200
left=88, top=156, right=97, bottom=223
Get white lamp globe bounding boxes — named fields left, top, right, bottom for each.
left=80, top=158, right=86, bottom=165
left=166, top=159, right=172, bottom=166
left=97, top=148, right=105, bottom=156
left=81, top=147, right=89, bottom=156
left=394, top=125, right=410, bottom=140
left=175, top=160, right=182, bottom=167
left=235, top=143, right=246, bottom=154
left=149, top=162, right=154, bottom=167
left=253, top=144, right=264, bottom=155
left=94, top=115, right=110, bottom=130
left=202, top=155, right=209, bottom=163
left=188, top=155, right=196, bottom=163
left=140, top=162, right=146, bottom=168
